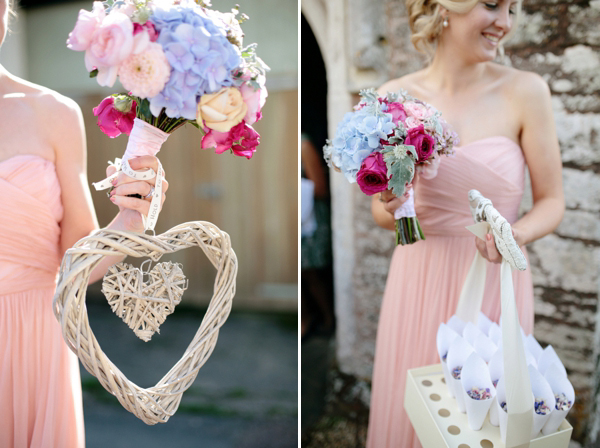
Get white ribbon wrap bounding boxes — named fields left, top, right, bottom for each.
left=393, top=188, right=417, bottom=219
left=92, top=118, right=169, bottom=232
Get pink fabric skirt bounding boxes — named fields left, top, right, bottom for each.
left=0, top=287, right=85, bottom=448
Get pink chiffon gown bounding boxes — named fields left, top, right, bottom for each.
left=0, top=155, right=85, bottom=447
left=366, top=136, right=535, bottom=448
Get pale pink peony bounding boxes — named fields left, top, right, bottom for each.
left=240, top=78, right=267, bottom=125
left=405, top=116, right=421, bottom=129
left=404, top=101, right=433, bottom=120
left=84, top=12, right=135, bottom=87
left=66, top=2, right=106, bottom=52
left=119, top=42, right=171, bottom=99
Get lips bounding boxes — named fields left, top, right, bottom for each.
left=482, top=33, right=502, bottom=44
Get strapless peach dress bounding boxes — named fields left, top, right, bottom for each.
left=366, top=137, right=534, bottom=448
left=0, top=155, right=85, bottom=448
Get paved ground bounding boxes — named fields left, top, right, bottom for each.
left=82, top=298, right=298, bottom=448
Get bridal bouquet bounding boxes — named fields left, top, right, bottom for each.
left=323, top=89, right=457, bottom=245
left=67, top=0, right=268, bottom=231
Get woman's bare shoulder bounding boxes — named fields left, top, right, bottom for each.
left=377, top=71, right=427, bottom=97
left=490, top=63, right=550, bottom=99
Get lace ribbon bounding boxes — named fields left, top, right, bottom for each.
left=393, top=188, right=417, bottom=219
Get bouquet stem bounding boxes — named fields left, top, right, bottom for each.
left=393, top=189, right=425, bottom=245
left=395, top=217, right=425, bottom=245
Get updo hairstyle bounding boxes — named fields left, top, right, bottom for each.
left=406, top=0, right=521, bottom=58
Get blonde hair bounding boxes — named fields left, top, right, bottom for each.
left=406, top=0, right=522, bottom=58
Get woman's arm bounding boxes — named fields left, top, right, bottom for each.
left=476, top=72, right=565, bottom=262
left=48, top=94, right=167, bottom=284
left=513, top=72, right=564, bottom=245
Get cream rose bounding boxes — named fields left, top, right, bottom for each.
left=196, top=87, right=248, bottom=133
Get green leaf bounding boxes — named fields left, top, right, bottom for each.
left=383, top=146, right=415, bottom=197
left=89, top=69, right=98, bottom=78
left=137, top=98, right=152, bottom=121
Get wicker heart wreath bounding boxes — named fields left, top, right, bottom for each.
left=53, top=221, right=237, bottom=425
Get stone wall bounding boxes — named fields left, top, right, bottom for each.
left=328, top=0, right=600, bottom=444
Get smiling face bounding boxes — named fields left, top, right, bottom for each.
left=441, top=0, right=519, bottom=63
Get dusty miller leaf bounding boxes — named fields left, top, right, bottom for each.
left=382, top=145, right=416, bottom=196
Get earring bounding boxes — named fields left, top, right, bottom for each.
left=443, top=17, right=449, bottom=28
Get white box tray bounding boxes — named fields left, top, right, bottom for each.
left=405, top=364, right=572, bottom=448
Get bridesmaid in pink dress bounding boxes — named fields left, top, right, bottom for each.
left=0, top=2, right=168, bottom=446
left=366, top=1, right=565, bottom=447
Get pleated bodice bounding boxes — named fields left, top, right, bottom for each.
left=0, top=155, right=64, bottom=294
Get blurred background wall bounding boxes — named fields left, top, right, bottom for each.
left=302, top=0, right=600, bottom=445
left=1, top=0, right=298, bottom=312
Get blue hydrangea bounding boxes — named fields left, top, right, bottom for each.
left=326, top=108, right=395, bottom=183
left=149, top=3, right=242, bottom=119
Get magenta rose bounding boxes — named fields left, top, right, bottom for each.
left=93, top=96, right=137, bottom=138
left=202, top=121, right=245, bottom=154
left=232, top=124, right=260, bottom=159
left=202, top=122, right=260, bottom=159
left=356, top=152, right=389, bottom=195
left=134, top=21, right=158, bottom=42
left=405, top=124, right=435, bottom=162
left=386, top=102, right=408, bottom=125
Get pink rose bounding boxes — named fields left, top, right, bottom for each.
left=66, top=2, right=106, bottom=52
left=232, top=124, right=260, bottom=159
left=201, top=121, right=245, bottom=154
left=84, top=12, right=135, bottom=87
left=93, top=96, right=137, bottom=138
left=405, top=116, right=421, bottom=129
left=405, top=124, right=436, bottom=163
left=386, top=102, right=407, bottom=125
left=404, top=101, right=433, bottom=120
left=356, top=152, right=389, bottom=195
left=202, top=122, right=260, bottom=159
left=240, top=82, right=267, bottom=125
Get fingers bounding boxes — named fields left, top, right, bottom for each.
left=113, top=155, right=165, bottom=187
left=384, top=198, right=405, bottom=215
left=111, top=195, right=150, bottom=215
left=475, top=234, right=503, bottom=264
left=106, top=164, right=117, bottom=177
left=111, top=180, right=153, bottom=199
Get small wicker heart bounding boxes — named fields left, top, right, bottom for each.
left=102, top=261, right=188, bottom=342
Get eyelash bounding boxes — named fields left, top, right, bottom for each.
left=484, top=3, right=516, bottom=15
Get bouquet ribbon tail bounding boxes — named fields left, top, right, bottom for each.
left=92, top=157, right=164, bottom=233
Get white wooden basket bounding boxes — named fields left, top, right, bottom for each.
left=405, top=364, right=572, bottom=448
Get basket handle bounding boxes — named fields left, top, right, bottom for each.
left=455, top=191, right=533, bottom=447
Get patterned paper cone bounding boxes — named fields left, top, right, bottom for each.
left=474, top=334, right=497, bottom=363
left=462, top=352, right=495, bottom=430
left=525, top=333, right=544, bottom=362
left=477, top=312, right=493, bottom=335
left=437, top=323, right=459, bottom=397
left=528, top=365, right=556, bottom=438
left=538, top=345, right=567, bottom=377
left=463, top=322, right=484, bottom=347
left=446, top=315, right=467, bottom=336
left=488, top=322, right=502, bottom=345
left=542, top=364, right=575, bottom=435
left=447, top=336, right=475, bottom=413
